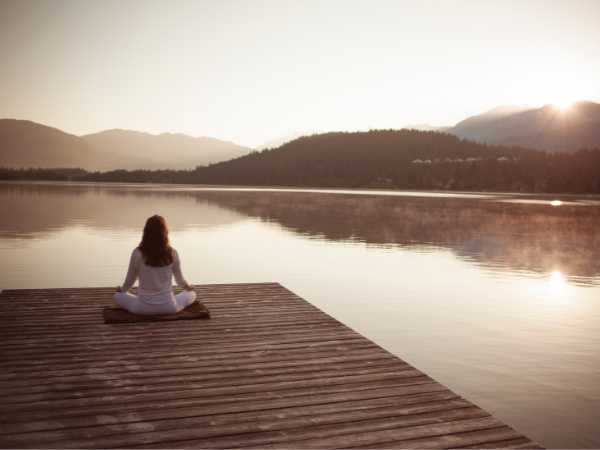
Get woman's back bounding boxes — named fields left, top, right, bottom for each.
left=122, top=247, right=188, bottom=296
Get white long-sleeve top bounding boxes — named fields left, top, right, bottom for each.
left=121, top=247, right=189, bottom=299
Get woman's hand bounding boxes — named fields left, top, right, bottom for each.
left=184, top=284, right=194, bottom=291
left=116, top=286, right=122, bottom=293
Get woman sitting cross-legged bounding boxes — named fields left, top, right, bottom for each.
left=113, top=214, right=197, bottom=315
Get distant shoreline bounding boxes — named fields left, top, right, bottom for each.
left=2, top=179, right=600, bottom=199
left=3, top=129, right=600, bottom=194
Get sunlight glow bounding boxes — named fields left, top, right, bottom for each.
left=551, top=99, right=575, bottom=111
left=548, top=270, right=567, bottom=293
left=511, top=67, right=594, bottom=117
left=550, top=200, right=563, bottom=207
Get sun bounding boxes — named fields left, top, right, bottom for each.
left=551, top=97, right=576, bottom=111
left=517, top=70, right=589, bottom=112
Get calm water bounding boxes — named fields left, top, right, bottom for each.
left=1, top=181, right=599, bottom=448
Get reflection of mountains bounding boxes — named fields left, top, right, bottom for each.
left=196, top=191, right=600, bottom=284
left=0, top=183, right=246, bottom=238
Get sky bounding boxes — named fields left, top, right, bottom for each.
left=1, top=0, right=600, bottom=148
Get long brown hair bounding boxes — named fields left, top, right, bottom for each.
left=138, top=215, right=173, bottom=267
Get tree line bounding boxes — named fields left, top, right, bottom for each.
left=2, top=130, right=600, bottom=193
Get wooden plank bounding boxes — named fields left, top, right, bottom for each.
left=0, top=335, right=369, bottom=372
left=0, top=338, right=381, bottom=371
left=0, top=379, right=438, bottom=422
left=0, top=283, right=539, bottom=449
left=456, top=436, right=542, bottom=449
left=0, top=335, right=370, bottom=371
left=1, top=370, right=427, bottom=411
left=132, top=407, right=492, bottom=449
left=0, top=395, right=466, bottom=448
left=243, top=416, right=507, bottom=449
left=0, top=348, right=392, bottom=388
left=0, top=323, right=352, bottom=352
left=0, top=320, right=344, bottom=344
left=0, top=361, right=409, bottom=398
left=0, top=361, right=406, bottom=401
left=7, top=400, right=480, bottom=449
left=0, top=318, right=344, bottom=342
left=359, top=427, right=530, bottom=449
left=0, top=386, right=454, bottom=436
left=0, top=353, right=397, bottom=392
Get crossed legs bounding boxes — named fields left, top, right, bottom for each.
left=113, top=290, right=197, bottom=315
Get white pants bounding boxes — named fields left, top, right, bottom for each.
left=113, top=290, right=197, bottom=315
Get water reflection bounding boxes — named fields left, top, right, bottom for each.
left=0, top=182, right=246, bottom=239
left=1, top=182, right=599, bottom=286
left=191, top=190, right=600, bottom=286
left=549, top=270, right=567, bottom=291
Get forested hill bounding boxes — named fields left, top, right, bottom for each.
left=3, top=129, right=600, bottom=193
left=191, top=130, right=529, bottom=187
left=91, top=129, right=600, bottom=192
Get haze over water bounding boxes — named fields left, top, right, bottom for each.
left=1, top=181, right=599, bottom=448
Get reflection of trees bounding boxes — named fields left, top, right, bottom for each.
left=2, top=183, right=598, bottom=285
left=196, top=191, right=600, bottom=284
left=0, top=183, right=245, bottom=238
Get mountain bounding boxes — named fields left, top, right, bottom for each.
left=449, top=102, right=600, bottom=152
left=0, top=119, right=97, bottom=169
left=4, top=101, right=599, bottom=171
left=0, top=120, right=251, bottom=170
left=450, top=106, right=530, bottom=135
left=82, top=129, right=250, bottom=170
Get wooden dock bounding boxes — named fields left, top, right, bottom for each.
left=0, top=283, right=539, bottom=449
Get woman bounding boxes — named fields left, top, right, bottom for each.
left=113, top=215, right=197, bottom=315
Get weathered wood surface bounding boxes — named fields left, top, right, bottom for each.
left=0, top=283, right=540, bottom=449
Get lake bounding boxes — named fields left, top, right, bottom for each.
left=1, top=181, right=599, bottom=448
